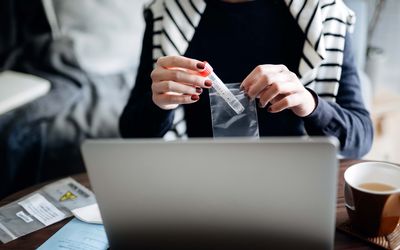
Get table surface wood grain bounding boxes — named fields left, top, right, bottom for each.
left=0, top=160, right=384, bottom=249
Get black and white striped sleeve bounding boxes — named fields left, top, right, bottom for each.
left=303, top=34, right=373, bottom=158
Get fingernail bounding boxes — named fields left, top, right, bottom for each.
left=268, top=107, right=273, bottom=112
left=196, top=62, right=205, bottom=70
left=204, top=80, right=213, bottom=87
left=196, top=87, right=203, bottom=93
left=191, top=95, right=200, bottom=101
left=258, top=102, right=267, bottom=109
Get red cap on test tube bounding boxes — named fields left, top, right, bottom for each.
left=198, top=61, right=213, bottom=77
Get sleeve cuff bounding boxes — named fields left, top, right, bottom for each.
left=303, top=88, right=335, bottom=133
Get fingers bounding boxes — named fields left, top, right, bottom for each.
left=247, top=73, right=290, bottom=101
left=240, top=65, right=303, bottom=110
left=241, top=64, right=315, bottom=116
left=152, top=81, right=202, bottom=95
left=153, top=93, right=200, bottom=108
left=151, top=79, right=203, bottom=110
left=268, top=94, right=301, bottom=113
left=258, top=81, right=292, bottom=108
left=241, top=64, right=288, bottom=92
left=157, top=55, right=205, bottom=72
left=152, top=68, right=211, bottom=88
left=151, top=56, right=209, bottom=110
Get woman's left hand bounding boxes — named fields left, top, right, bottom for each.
left=240, top=64, right=316, bottom=117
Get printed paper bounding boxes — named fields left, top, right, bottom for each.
left=18, top=193, right=66, bottom=226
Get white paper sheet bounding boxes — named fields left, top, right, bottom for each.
left=18, top=193, right=66, bottom=226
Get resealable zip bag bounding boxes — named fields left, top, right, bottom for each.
left=209, top=83, right=260, bottom=138
left=0, top=178, right=96, bottom=243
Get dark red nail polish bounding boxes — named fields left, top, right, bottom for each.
left=196, top=87, right=203, bottom=93
left=196, top=62, right=205, bottom=70
left=205, top=80, right=213, bottom=87
left=191, top=95, right=200, bottom=101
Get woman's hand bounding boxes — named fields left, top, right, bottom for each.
left=240, top=65, right=316, bottom=117
left=151, top=55, right=212, bottom=110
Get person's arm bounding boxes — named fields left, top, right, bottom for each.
left=119, top=9, right=174, bottom=138
left=303, top=35, right=374, bottom=158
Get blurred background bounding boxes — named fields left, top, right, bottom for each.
left=0, top=0, right=399, bottom=199
left=0, top=0, right=148, bottom=198
left=345, top=0, right=400, bottom=164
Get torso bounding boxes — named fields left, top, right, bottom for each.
left=184, top=0, right=307, bottom=137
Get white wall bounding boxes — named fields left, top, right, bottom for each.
left=369, top=0, right=400, bottom=92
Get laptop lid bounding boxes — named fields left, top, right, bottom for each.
left=82, top=138, right=338, bottom=249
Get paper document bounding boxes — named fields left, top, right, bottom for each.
left=0, top=178, right=97, bottom=244
left=18, top=193, right=67, bottom=226
left=37, top=218, right=108, bottom=250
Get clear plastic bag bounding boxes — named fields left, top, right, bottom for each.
left=0, top=178, right=97, bottom=244
left=209, top=83, right=259, bottom=138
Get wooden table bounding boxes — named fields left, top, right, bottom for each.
left=0, top=160, right=384, bottom=249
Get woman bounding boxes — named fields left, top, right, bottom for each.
left=120, top=0, right=373, bottom=158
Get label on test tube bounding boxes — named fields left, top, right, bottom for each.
left=200, top=63, right=245, bottom=115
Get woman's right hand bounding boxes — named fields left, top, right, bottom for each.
left=151, top=55, right=213, bottom=110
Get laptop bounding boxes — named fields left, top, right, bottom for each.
left=82, top=137, right=338, bottom=249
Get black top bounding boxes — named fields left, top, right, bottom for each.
left=120, top=0, right=374, bottom=158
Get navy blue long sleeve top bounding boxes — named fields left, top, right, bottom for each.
left=120, top=0, right=373, bottom=158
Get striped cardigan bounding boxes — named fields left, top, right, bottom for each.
left=147, top=0, right=355, bottom=101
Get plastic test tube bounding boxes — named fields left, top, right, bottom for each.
left=199, top=62, right=245, bottom=115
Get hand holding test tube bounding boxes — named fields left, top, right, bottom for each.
left=199, top=62, right=245, bottom=115
left=150, top=56, right=244, bottom=114
left=151, top=56, right=211, bottom=110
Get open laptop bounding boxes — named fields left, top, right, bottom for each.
left=82, top=137, right=338, bottom=249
